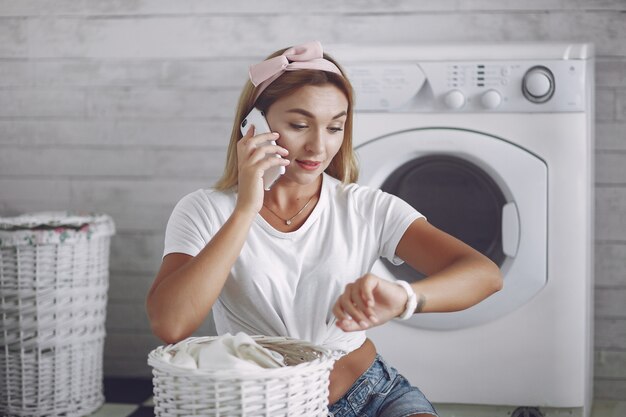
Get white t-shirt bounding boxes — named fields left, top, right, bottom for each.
left=163, top=173, right=424, bottom=354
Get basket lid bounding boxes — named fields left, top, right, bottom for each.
left=0, top=211, right=115, bottom=247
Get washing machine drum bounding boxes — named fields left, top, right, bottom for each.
left=356, top=128, right=548, bottom=329
left=380, top=154, right=507, bottom=282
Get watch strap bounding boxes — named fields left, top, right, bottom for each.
left=395, top=280, right=418, bottom=320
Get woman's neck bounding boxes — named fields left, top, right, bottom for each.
left=263, top=174, right=323, bottom=210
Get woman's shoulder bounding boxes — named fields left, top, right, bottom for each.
left=324, top=175, right=391, bottom=220
left=329, top=174, right=418, bottom=217
left=173, top=187, right=237, bottom=213
left=326, top=174, right=384, bottom=203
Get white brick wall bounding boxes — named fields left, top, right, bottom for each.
left=1, top=0, right=625, bottom=400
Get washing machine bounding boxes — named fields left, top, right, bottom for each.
left=330, top=43, right=594, bottom=417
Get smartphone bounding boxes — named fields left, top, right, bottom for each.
left=240, top=108, right=286, bottom=190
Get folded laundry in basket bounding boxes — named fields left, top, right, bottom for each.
left=169, top=346, right=197, bottom=369
left=168, top=332, right=286, bottom=371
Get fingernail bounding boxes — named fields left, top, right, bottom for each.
left=359, top=321, right=369, bottom=328
left=272, top=132, right=279, bottom=137
left=369, top=315, right=378, bottom=323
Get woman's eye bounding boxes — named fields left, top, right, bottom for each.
left=329, top=127, right=344, bottom=133
left=290, top=124, right=308, bottom=130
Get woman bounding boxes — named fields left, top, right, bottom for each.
left=146, top=41, right=502, bottom=417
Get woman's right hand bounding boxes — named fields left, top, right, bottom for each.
left=235, top=126, right=290, bottom=216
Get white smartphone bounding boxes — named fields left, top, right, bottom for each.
left=240, top=108, right=286, bottom=190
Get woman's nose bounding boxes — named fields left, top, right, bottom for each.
left=304, top=129, right=325, bottom=154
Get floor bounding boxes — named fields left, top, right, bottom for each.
left=92, top=378, right=155, bottom=417
left=91, top=377, right=626, bottom=417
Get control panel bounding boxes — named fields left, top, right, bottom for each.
left=343, top=59, right=588, bottom=113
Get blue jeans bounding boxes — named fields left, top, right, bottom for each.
left=327, top=354, right=438, bottom=417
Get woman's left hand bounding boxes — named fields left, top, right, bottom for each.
left=332, top=273, right=409, bottom=332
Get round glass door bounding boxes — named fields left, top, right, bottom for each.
left=381, top=154, right=507, bottom=283
left=356, top=128, right=547, bottom=329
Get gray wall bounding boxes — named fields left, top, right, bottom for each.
left=0, top=0, right=625, bottom=401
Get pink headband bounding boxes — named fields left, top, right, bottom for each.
left=249, top=41, right=343, bottom=103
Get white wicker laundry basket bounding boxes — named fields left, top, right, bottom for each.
left=0, top=212, right=115, bottom=417
left=148, top=335, right=338, bottom=417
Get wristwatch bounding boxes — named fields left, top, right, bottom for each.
left=395, top=280, right=426, bottom=320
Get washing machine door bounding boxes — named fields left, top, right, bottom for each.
left=356, top=128, right=547, bottom=330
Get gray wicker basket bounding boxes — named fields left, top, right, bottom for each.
left=0, top=212, right=115, bottom=417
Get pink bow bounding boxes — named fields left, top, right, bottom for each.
left=249, top=41, right=343, bottom=101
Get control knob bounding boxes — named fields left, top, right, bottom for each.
left=522, top=66, right=555, bottom=103
left=481, top=90, right=502, bottom=109
left=444, top=90, right=465, bottom=109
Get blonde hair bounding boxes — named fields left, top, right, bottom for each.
left=214, top=47, right=358, bottom=191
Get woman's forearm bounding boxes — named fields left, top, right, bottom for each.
left=412, top=254, right=503, bottom=313
left=147, top=209, right=255, bottom=342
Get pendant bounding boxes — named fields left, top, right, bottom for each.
left=286, top=220, right=292, bottom=225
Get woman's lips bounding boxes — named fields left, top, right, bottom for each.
left=296, top=160, right=322, bottom=171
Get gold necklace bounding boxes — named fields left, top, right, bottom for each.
left=263, top=195, right=316, bottom=226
